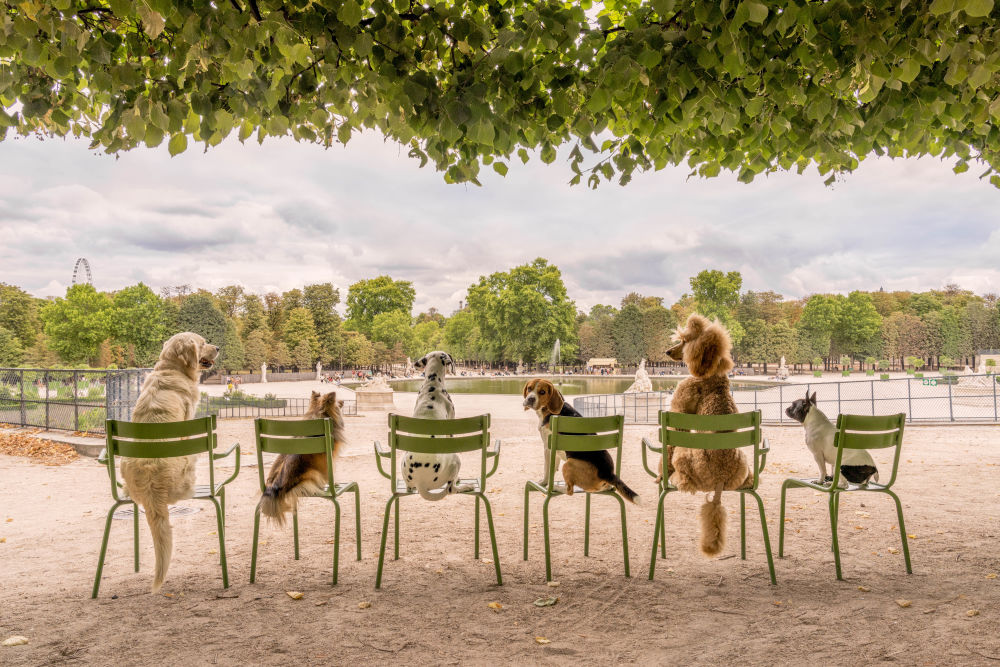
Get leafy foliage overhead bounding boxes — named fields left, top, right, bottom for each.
left=3, top=0, right=1000, bottom=187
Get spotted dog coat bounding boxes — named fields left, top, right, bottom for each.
left=401, top=351, right=468, bottom=501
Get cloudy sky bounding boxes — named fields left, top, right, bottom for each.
left=2, top=131, right=999, bottom=315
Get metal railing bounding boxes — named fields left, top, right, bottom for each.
left=0, top=368, right=148, bottom=433
left=1, top=367, right=356, bottom=434
left=573, top=374, right=1000, bottom=425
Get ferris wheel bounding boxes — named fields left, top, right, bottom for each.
left=72, top=258, right=93, bottom=285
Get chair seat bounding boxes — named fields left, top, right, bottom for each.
left=301, top=482, right=357, bottom=498
left=395, top=478, right=482, bottom=495
left=118, top=483, right=226, bottom=501
left=526, top=480, right=617, bottom=495
left=785, top=477, right=888, bottom=493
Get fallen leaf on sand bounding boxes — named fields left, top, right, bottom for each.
left=534, top=637, right=551, bottom=645
left=907, top=534, right=916, bottom=539
left=358, top=601, right=372, bottom=609
left=163, top=593, right=174, bottom=598
left=2, top=636, right=29, bottom=647
left=325, top=539, right=337, bottom=544
left=896, top=599, right=912, bottom=608
left=488, top=601, right=503, bottom=612
left=435, top=569, right=444, bottom=574
left=773, top=601, right=782, bottom=606
left=858, top=586, right=871, bottom=592
left=315, top=601, right=327, bottom=606
left=547, top=581, right=560, bottom=587
left=967, top=610, right=980, bottom=617
left=534, top=597, right=558, bottom=607
left=987, top=573, right=998, bottom=580
left=4, top=518, right=11, bottom=523
left=481, top=559, right=493, bottom=564
left=286, top=591, right=304, bottom=600
left=888, top=547, right=899, bottom=554
left=0, top=538, right=5, bottom=543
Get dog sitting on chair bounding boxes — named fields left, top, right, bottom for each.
left=120, top=332, right=218, bottom=593
left=522, top=379, right=638, bottom=503
left=258, top=391, right=346, bottom=526
left=402, top=351, right=469, bottom=501
left=785, top=390, right=879, bottom=486
left=662, top=314, right=751, bottom=556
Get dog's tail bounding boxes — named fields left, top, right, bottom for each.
left=258, top=455, right=326, bottom=527
left=699, top=487, right=726, bottom=557
left=608, top=475, right=641, bottom=505
left=416, top=479, right=472, bottom=501
left=146, top=501, right=173, bottom=594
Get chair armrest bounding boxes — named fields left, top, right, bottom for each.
left=374, top=441, right=392, bottom=479
left=214, top=443, right=241, bottom=486
left=485, top=439, right=501, bottom=478
left=641, top=436, right=663, bottom=479
left=756, top=438, right=770, bottom=478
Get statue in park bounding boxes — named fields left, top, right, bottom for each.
left=316, top=361, right=323, bottom=381
left=261, top=363, right=267, bottom=383
left=624, top=358, right=653, bottom=393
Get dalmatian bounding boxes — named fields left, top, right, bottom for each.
left=401, top=351, right=470, bottom=501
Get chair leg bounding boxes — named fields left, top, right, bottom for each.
left=522, top=485, right=531, bottom=561
left=353, top=487, right=362, bottom=561
left=829, top=493, right=843, bottom=580
left=250, top=504, right=262, bottom=583
left=375, top=495, right=396, bottom=589
left=92, top=501, right=126, bottom=598
left=132, top=502, right=140, bottom=572
left=478, top=493, right=502, bottom=585
left=831, top=493, right=840, bottom=552
left=474, top=495, right=480, bottom=560
left=749, top=491, right=777, bottom=585
left=209, top=496, right=229, bottom=589
left=778, top=480, right=790, bottom=557
left=542, top=495, right=553, bottom=582
left=885, top=490, right=913, bottom=574
left=614, top=492, right=630, bottom=578
left=649, top=490, right=666, bottom=580
left=293, top=510, right=300, bottom=561
left=584, top=493, right=591, bottom=557
left=659, top=493, right=666, bottom=558
left=331, top=498, right=341, bottom=586
left=393, top=496, right=400, bottom=561
left=740, top=493, right=747, bottom=561
left=219, top=488, right=226, bottom=528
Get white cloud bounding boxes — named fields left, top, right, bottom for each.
left=1, top=132, right=999, bottom=314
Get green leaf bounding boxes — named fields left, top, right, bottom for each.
left=929, top=0, right=955, bottom=15
left=638, top=49, right=662, bottom=69
left=492, top=161, right=508, bottom=176
left=167, top=133, right=187, bottom=156
left=895, top=59, right=920, bottom=84
left=144, top=124, right=164, bottom=147
left=136, top=3, right=166, bottom=39
left=652, top=0, right=676, bottom=16
left=745, top=2, right=769, bottom=24
left=540, top=143, right=556, bottom=164
left=964, top=0, right=994, bottom=16
left=338, top=1, right=363, bottom=27
left=587, top=88, right=610, bottom=112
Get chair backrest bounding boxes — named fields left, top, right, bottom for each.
left=254, top=417, right=337, bottom=491
left=545, top=415, right=625, bottom=489
left=105, top=416, right=218, bottom=493
left=386, top=413, right=491, bottom=488
left=833, top=413, right=905, bottom=487
left=658, top=411, right=763, bottom=486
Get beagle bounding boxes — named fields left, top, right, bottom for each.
left=522, top=379, right=638, bottom=503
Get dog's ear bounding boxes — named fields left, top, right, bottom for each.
left=805, top=388, right=810, bottom=400
left=414, top=354, right=428, bottom=370
left=523, top=379, right=535, bottom=398
left=440, top=352, right=455, bottom=374
left=810, top=392, right=817, bottom=405
left=548, top=385, right=565, bottom=414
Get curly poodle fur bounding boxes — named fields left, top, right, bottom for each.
left=663, top=314, right=751, bottom=556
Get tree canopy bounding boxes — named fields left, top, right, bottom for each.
left=3, top=1, right=999, bottom=187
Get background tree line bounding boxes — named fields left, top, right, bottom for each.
left=3, top=263, right=1000, bottom=372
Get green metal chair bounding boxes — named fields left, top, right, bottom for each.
left=373, top=413, right=501, bottom=589
left=641, top=410, right=776, bottom=584
left=523, top=414, right=630, bottom=582
left=250, top=417, right=361, bottom=585
left=92, top=416, right=240, bottom=598
left=779, top=413, right=911, bottom=580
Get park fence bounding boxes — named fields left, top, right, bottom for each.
left=0, top=367, right=355, bottom=434
left=573, top=374, right=1000, bottom=425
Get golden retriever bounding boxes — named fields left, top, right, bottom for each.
left=120, top=332, right=218, bottom=593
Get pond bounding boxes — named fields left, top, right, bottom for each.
left=386, top=376, right=772, bottom=395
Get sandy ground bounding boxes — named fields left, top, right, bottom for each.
left=2, top=392, right=1000, bottom=665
